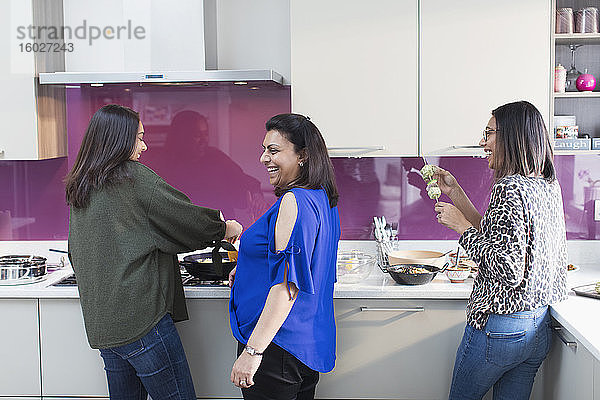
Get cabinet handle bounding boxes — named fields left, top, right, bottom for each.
left=552, top=326, right=577, bottom=349
left=359, top=307, right=424, bottom=313
left=427, top=146, right=486, bottom=157
left=327, top=146, right=385, bottom=157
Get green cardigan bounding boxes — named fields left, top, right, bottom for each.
left=68, top=161, right=226, bottom=349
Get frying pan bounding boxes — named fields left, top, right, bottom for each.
left=180, top=241, right=237, bottom=280
left=386, top=263, right=449, bottom=285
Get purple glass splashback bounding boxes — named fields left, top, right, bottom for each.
left=333, top=155, right=600, bottom=240
left=0, top=158, right=69, bottom=240
left=64, top=82, right=291, bottom=228
left=1, top=82, right=599, bottom=241
left=1, top=81, right=290, bottom=241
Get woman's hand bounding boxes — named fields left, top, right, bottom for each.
left=231, top=351, right=262, bottom=389
left=228, top=267, right=236, bottom=288
left=225, top=220, right=243, bottom=243
left=433, top=167, right=460, bottom=198
left=434, top=202, right=473, bottom=235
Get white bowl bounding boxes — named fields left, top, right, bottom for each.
left=445, top=267, right=471, bottom=283
left=448, top=252, right=478, bottom=269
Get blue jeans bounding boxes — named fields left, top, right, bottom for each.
left=448, top=306, right=551, bottom=400
left=99, top=314, right=196, bottom=400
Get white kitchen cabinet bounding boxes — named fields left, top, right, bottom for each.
left=39, top=298, right=241, bottom=398
left=291, top=0, right=550, bottom=157
left=0, top=0, right=66, bottom=160
left=316, top=299, right=467, bottom=399
left=39, top=299, right=108, bottom=397
left=62, top=0, right=205, bottom=72
left=291, top=0, right=418, bottom=156
left=420, top=0, right=551, bottom=155
left=0, top=299, right=41, bottom=396
left=595, top=358, right=600, bottom=400
left=177, top=299, right=241, bottom=398
left=535, top=322, right=595, bottom=400
left=1, top=398, right=41, bottom=400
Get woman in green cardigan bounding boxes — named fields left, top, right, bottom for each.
left=65, top=104, right=242, bottom=399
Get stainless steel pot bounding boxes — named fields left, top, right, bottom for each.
left=0, top=255, right=47, bottom=285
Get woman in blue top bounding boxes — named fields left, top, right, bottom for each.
left=229, top=113, right=340, bottom=399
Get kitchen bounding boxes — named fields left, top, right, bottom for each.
left=1, top=0, right=600, bottom=399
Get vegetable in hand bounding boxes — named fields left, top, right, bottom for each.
left=427, top=181, right=441, bottom=200
left=420, top=165, right=436, bottom=182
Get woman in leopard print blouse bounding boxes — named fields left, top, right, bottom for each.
left=433, top=101, right=567, bottom=400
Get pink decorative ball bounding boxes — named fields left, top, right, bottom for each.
left=576, top=73, right=596, bottom=91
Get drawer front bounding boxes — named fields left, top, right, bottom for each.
left=316, top=299, right=467, bottom=399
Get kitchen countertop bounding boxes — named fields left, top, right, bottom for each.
left=549, top=267, right=600, bottom=361
left=1, top=240, right=599, bottom=361
left=0, top=262, right=474, bottom=299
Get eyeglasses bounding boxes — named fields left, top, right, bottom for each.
left=482, top=127, right=499, bottom=142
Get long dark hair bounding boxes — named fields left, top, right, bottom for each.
left=266, top=113, right=339, bottom=208
left=492, top=101, right=556, bottom=182
left=65, top=104, right=140, bottom=208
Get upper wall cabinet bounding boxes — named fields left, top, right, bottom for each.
left=420, top=0, right=551, bottom=156
left=0, top=0, right=66, bottom=160
left=291, top=0, right=418, bottom=156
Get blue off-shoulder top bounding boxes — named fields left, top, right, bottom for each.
left=229, top=188, right=340, bottom=373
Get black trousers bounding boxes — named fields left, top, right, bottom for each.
left=237, top=342, right=319, bottom=400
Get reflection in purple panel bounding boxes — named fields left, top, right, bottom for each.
left=1, top=81, right=599, bottom=241
left=65, top=82, right=291, bottom=230
left=333, top=157, right=494, bottom=240
left=333, top=154, right=600, bottom=241
left=1, top=82, right=290, bottom=241
left=0, top=158, right=69, bottom=240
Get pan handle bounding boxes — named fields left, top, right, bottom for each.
left=212, top=245, right=224, bottom=277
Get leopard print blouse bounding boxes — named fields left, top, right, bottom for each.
left=459, top=175, right=568, bottom=330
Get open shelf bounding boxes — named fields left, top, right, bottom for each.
left=554, top=92, right=600, bottom=98
left=555, top=33, right=600, bottom=45
left=554, top=150, right=600, bottom=155
left=551, top=1, right=600, bottom=146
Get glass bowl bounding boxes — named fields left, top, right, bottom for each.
left=336, top=251, right=375, bottom=284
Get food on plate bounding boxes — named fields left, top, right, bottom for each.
left=395, top=266, right=430, bottom=274
left=567, top=263, right=577, bottom=271
left=420, top=164, right=436, bottom=182
left=227, top=250, right=239, bottom=262
left=595, top=281, right=600, bottom=294
left=446, top=264, right=470, bottom=271
left=341, top=258, right=361, bottom=271
left=199, top=258, right=230, bottom=263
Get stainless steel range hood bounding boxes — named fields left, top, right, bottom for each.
left=39, top=69, right=286, bottom=85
